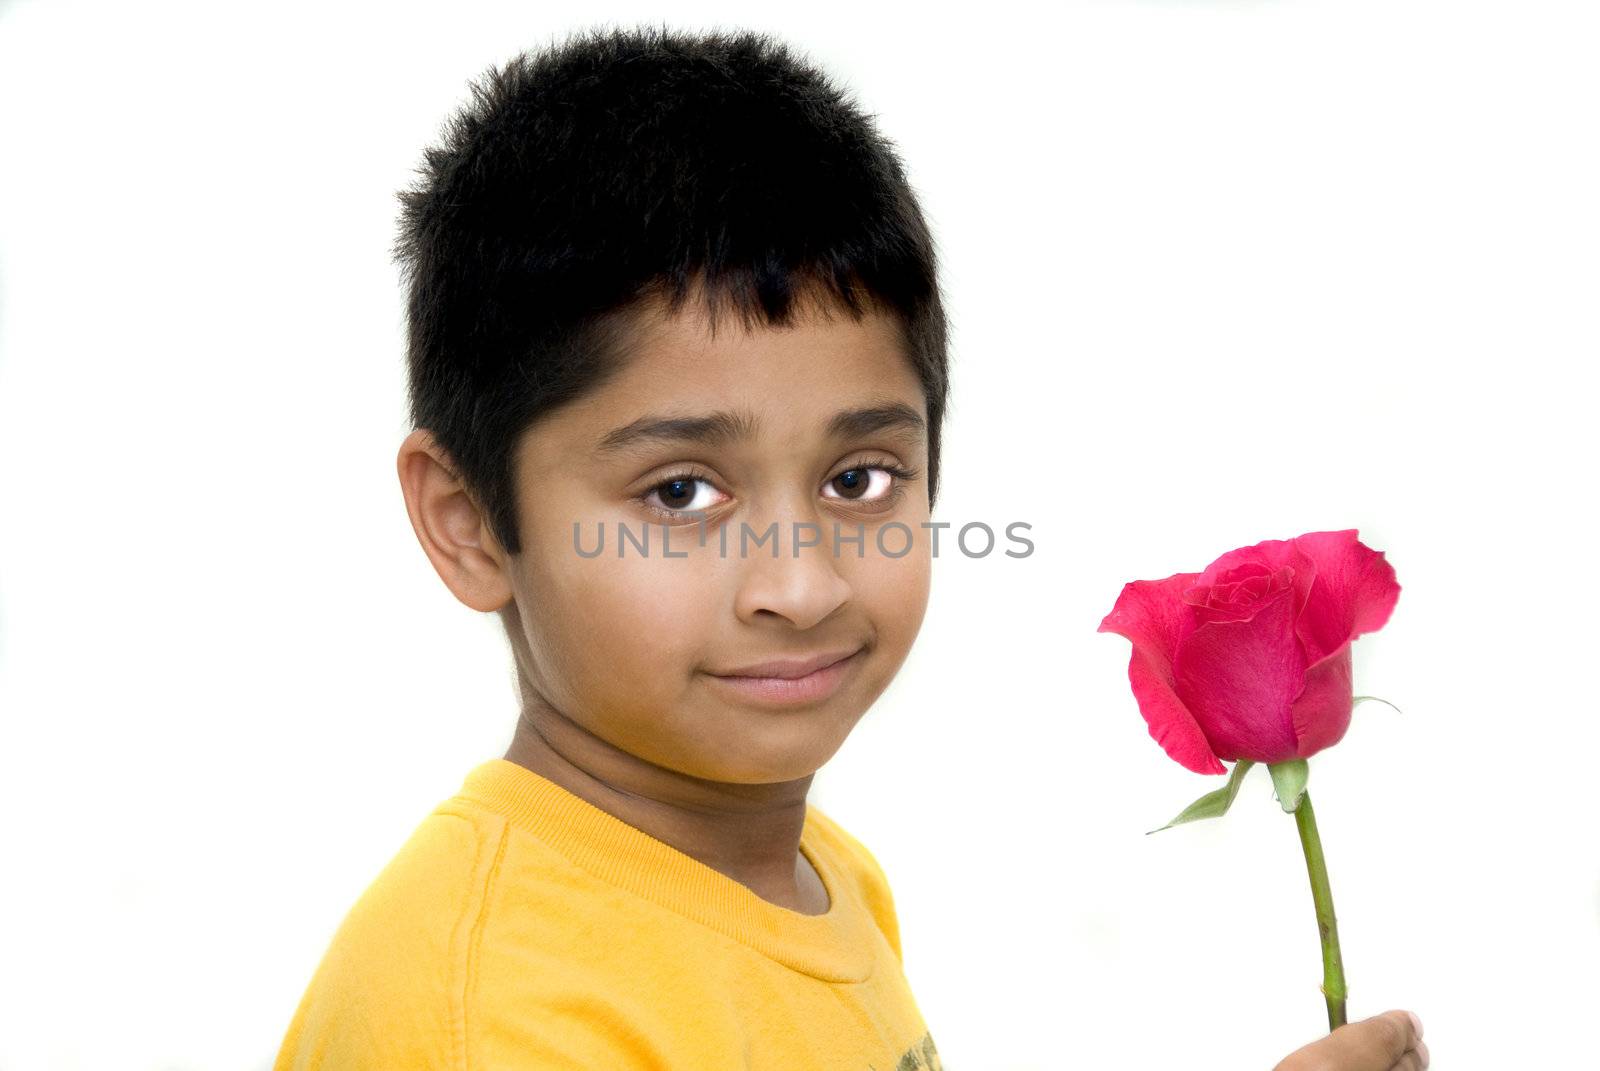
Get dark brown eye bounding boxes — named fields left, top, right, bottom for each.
left=641, top=474, right=729, bottom=515
left=832, top=469, right=868, bottom=498
left=824, top=467, right=895, bottom=503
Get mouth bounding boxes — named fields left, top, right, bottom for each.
left=706, top=646, right=866, bottom=707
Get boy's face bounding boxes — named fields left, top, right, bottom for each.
left=497, top=293, right=932, bottom=785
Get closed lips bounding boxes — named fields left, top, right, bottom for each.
left=715, top=647, right=862, bottom=679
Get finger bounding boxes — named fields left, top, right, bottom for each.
left=1391, top=1038, right=1430, bottom=1071
left=1402, top=1015, right=1430, bottom=1069
left=1325, top=1009, right=1421, bottom=1070
left=1270, top=1009, right=1426, bottom=1071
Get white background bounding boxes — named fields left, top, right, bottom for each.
left=2, top=1, right=1596, bottom=1068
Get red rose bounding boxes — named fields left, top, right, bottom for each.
left=1098, top=529, right=1400, bottom=775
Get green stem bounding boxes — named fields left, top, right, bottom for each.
left=1293, top=789, right=1348, bottom=1031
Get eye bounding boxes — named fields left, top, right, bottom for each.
left=638, top=458, right=922, bottom=518
left=822, top=461, right=919, bottom=505
left=640, top=472, right=730, bottom=516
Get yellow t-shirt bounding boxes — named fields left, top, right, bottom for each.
left=273, top=758, right=942, bottom=1070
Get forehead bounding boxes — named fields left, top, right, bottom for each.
left=538, top=293, right=926, bottom=455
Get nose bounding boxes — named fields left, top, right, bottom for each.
left=730, top=514, right=854, bottom=631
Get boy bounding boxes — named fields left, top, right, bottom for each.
left=273, top=24, right=1427, bottom=1071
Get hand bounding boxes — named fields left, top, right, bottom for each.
left=1272, top=1009, right=1428, bottom=1071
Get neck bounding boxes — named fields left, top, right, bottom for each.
left=502, top=698, right=826, bottom=913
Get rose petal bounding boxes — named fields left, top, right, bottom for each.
left=1198, top=537, right=1320, bottom=624
left=1291, top=530, right=1402, bottom=665
left=1123, top=648, right=1228, bottom=775
left=1099, top=574, right=1226, bottom=775
left=1171, top=586, right=1305, bottom=764
left=1098, top=573, right=1201, bottom=659
left=1290, top=645, right=1355, bottom=757
left=1184, top=563, right=1295, bottom=627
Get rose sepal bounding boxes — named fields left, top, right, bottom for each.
left=1146, top=758, right=1256, bottom=835
left=1268, top=758, right=1310, bottom=813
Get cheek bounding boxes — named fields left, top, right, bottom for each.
left=523, top=493, right=712, bottom=670
left=854, top=539, right=932, bottom=658
left=540, top=546, right=719, bottom=693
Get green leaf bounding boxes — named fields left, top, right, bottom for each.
left=1268, top=759, right=1309, bottom=813
left=1146, top=760, right=1255, bottom=835
left=1353, top=694, right=1403, bottom=715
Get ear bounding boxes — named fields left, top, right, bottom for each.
left=395, top=428, right=514, bottom=612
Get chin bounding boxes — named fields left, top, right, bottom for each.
left=689, top=735, right=840, bottom=786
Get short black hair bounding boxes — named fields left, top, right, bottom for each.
left=393, top=23, right=950, bottom=556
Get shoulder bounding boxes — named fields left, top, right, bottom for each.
left=805, top=802, right=904, bottom=963
left=274, top=804, right=511, bottom=1071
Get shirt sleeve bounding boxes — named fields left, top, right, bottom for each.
left=272, top=814, right=483, bottom=1071
left=478, top=996, right=676, bottom=1070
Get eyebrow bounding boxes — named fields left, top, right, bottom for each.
left=594, top=401, right=926, bottom=455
